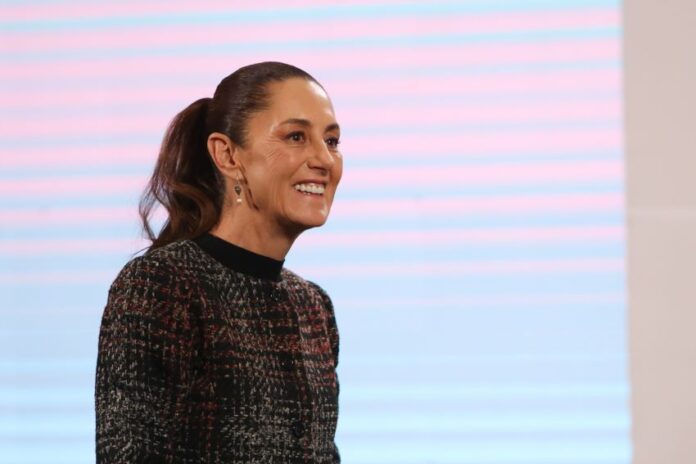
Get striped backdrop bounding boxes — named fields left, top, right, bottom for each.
left=0, top=1, right=628, bottom=462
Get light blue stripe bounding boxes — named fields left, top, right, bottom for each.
left=0, top=384, right=628, bottom=406
left=0, top=353, right=625, bottom=370
left=0, top=184, right=626, bottom=210
left=0, top=240, right=625, bottom=267
left=0, top=89, right=622, bottom=119
left=0, top=119, right=621, bottom=147
left=1, top=350, right=630, bottom=385
left=0, top=149, right=622, bottom=178
left=1, top=410, right=629, bottom=433
left=0, top=0, right=620, bottom=32
left=1, top=28, right=620, bottom=63
left=0, top=150, right=622, bottom=178
left=0, top=270, right=627, bottom=294
left=0, top=212, right=626, bottom=234
left=3, top=295, right=627, bottom=313
left=0, top=383, right=628, bottom=405
left=338, top=412, right=631, bottom=432
left=340, top=443, right=630, bottom=464
left=0, top=226, right=625, bottom=249
left=0, top=447, right=92, bottom=464
left=1, top=255, right=626, bottom=279
left=0, top=359, right=94, bottom=372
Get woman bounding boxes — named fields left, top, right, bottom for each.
left=95, top=61, right=342, bottom=463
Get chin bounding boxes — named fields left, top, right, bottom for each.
left=287, top=213, right=329, bottom=232
left=299, top=216, right=329, bottom=229
left=275, top=214, right=325, bottom=237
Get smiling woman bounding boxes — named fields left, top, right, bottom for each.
left=95, top=62, right=342, bottom=463
left=206, top=77, right=343, bottom=255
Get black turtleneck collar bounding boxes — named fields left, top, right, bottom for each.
left=192, top=232, right=284, bottom=282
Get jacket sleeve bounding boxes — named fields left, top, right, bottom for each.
left=307, top=281, right=341, bottom=463
left=95, top=256, right=197, bottom=463
left=307, top=281, right=340, bottom=369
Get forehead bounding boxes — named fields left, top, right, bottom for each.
left=260, top=78, right=336, bottom=122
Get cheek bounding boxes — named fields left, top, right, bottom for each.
left=266, top=156, right=300, bottom=205
left=250, top=149, right=293, bottom=191
left=332, top=158, right=344, bottom=186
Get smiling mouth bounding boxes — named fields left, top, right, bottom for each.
left=293, top=182, right=326, bottom=196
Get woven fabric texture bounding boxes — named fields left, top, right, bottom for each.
left=95, top=238, right=340, bottom=463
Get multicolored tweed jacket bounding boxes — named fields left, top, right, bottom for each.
left=95, top=232, right=340, bottom=463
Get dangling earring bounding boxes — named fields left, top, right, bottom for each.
left=233, top=174, right=243, bottom=204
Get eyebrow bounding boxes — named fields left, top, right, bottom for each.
left=280, top=118, right=340, bottom=133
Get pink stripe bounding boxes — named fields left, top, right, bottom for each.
left=0, top=161, right=622, bottom=196
left=0, top=114, right=172, bottom=138
left=0, top=206, right=154, bottom=225
left=0, top=9, right=619, bottom=53
left=0, top=100, right=620, bottom=138
left=331, top=193, right=623, bottom=217
left=0, top=258, right=623, bottom=284
left=0, top=176, right=148, bottom=196
left=330, top=69, right=621, bottom=98
left=0, top=226, right=623, bottom=255
left=0, top=193, right=623, bottom=227
left=348, top=100, right=621, bottom=125
left=341, top=128, right=622, bottom=156
left=0, top=39, right=620, bottom=84
left=2, top=145, right=158, bottom=169
left=0, top=69, right=620, bottom=108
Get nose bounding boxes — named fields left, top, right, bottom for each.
left=308, top=139, right=336, bottom=172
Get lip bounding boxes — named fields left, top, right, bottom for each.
left=292, top=179, right=327, bottom=186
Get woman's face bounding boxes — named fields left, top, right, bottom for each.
left=238, top=77, right=343, bottom=235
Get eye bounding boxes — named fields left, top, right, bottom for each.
left=286, top=131, right=305, bottom=143
left=326, top=136, right=341, bottom=149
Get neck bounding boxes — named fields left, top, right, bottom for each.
left=210, top=206, right=301, bottom=261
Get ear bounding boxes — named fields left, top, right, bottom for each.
left=207, top=132, right=242, bottom=179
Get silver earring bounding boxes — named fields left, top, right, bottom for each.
left=234, top=177, right=242, bottom=204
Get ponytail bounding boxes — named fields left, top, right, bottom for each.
left=138, top=97, right=224, bottom=253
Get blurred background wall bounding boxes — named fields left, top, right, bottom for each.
left=1, top=1, right=628, bottom=462
left=625, top=0, right=696, bottom=463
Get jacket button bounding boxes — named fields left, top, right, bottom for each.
left=291, top=420, right=305, bottom=438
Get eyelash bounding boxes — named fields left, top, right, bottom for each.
left=287, top=131, right=341, bottom=149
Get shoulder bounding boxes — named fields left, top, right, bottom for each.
left=306, top=279, right=333, bottom=309
left=111, top=240, right=202, bottom=290
left=281, top=268, right=334, bottom=310
left=105, top=240, right=205, bottom=324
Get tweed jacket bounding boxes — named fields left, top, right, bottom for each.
left=95, top=233, right=340, bottom=463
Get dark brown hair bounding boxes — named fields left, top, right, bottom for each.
left=138, top=61, right=321, bottom=253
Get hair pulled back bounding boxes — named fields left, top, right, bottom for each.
left=138, top=61, right=321, bottom=253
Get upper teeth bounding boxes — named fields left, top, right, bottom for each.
left=294, top=183, right=325, bottom=194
